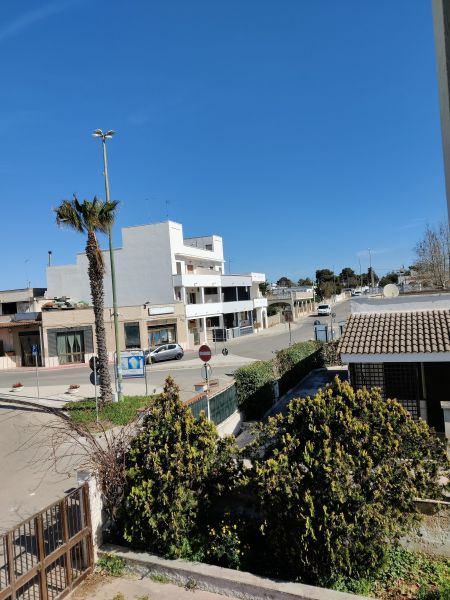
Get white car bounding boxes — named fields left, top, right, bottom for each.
left=317, top=304, right=332, bottom=316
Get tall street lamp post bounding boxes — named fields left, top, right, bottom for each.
left=92, top=128, right=123, bottom=401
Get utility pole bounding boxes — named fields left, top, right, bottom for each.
left=368, top=248, right=375, bottom=290
left=93, top=129, right=123, bottom=401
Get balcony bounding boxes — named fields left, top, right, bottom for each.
left=173, top=273, right=254, bottom=288
left=185, top=299, right=254, bottom=319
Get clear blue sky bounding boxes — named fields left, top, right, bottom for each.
left=0, top=0, right=447, bottom=287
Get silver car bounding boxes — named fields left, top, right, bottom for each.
left=147, top=343, right=184, bottom=363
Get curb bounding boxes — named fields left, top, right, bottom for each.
left=99, top=544, right=369, bottom=600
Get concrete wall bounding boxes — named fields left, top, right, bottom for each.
left=47, top=222, right=177, bottom=307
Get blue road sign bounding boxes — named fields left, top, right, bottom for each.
left=31, top=344, right=38, bottom=356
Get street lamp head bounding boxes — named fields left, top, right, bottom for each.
left=92, top=129, right=103, bottom=137
left=105, top=130, right=115, bottom=138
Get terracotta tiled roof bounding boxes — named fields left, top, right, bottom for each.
left=0, top=320, right=39, bottom=329
left=338, top=310, right=450, bottom=355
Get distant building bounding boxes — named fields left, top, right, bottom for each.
left=0, top=288, right=46, bottom=368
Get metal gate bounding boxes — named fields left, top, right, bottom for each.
left=0, top=484, right=93, bottom=600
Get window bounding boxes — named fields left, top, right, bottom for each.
left=204, top=287, right=217, bottom=295
left=205, top=244, right=213, bottom=251
left=189, top=292, right=197, bottom=304
left=56, top=330, right=85, bottom=364
left=124, top=322, right=140, bottom=349
left=237, top=287, right=250, bottom=301
left=1, top=302, right=17, bottom=315
left=148, top=325, right=176, bottom=347
left=187, top=264, right=194, bottom=273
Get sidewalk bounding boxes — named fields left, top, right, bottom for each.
left=71, top=574, right=231, bottom=600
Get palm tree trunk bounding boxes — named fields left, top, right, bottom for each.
left=86, top=231, right=113, bottom=403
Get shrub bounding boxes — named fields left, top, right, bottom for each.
left=120, top=376, right=241, bottom=559
left=96, top=553, right=125, bottom=576
left=234, top=361, right=275, bottom=419
left=248, top=377, right=449, bottom=584
left=274, top=341, right=320, bottom=376
left=318, top=340, right=343, bottom=366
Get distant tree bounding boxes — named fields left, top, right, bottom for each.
left=379, top=271, right=399, bottom=287
left=414, top=222, right=450, bottom=289
left=315, top=269, right=334, bottom=283
left=297, top=277, right=313, bottom=286
left=249, top=378, right=449, bottom=584
left=259, top=281, right=270, bottom=296
left=276, top=277, right=293, bottom=288
left=339, top=267, right=357, bottom=287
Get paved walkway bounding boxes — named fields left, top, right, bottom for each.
left=236, top=366, right=348, bottom=448
left=71, top=574, right=230, bottom=600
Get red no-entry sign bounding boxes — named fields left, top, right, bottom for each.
left=198, top=344, right=212, bottom=362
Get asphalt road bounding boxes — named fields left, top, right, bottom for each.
left=0, top=299, right=350, bottom=390
left=0, top=300, right=351, bottom=531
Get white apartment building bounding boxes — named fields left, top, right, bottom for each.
left=47, top=221, right=268, bottom=349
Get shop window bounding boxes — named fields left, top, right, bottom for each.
left=56, top=330, right=85, bottom=364
left=124, top=322, right=141, bottom=349
left=148, top=325, right=176, bottom=347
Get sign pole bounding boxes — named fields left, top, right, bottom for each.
left=206, top=361, right=210, bottom=421
left=94, top=356, right=99, bottom=424
left=144, top=360, right=148, bottom=397
left=34, top=352, right=40, bottom=400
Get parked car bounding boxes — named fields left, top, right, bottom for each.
left=146, top=343, right=184, bottom=363
left=351, top=290, right=362, bottom=297
left=317, top=304, right=332, bottom=316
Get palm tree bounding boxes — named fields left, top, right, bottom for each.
left=54, top=195, right=119, bottom=404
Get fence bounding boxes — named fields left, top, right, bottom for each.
left=0, top=484, right=93, bottom=600
left=187, top=384, right=239, bottom=426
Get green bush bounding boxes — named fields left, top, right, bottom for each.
left=234, top=360, right=275, bottom=419
left=248, top=377, right=449, bottom=584
left=319, top=340, right=343, bottom=366
left=274, top=340, right=320, bottom=376
left=96, top=553, right=125, bottom=576
left=120, top=377, right=241, bottom=559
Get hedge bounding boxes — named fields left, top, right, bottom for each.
left=234, top=360, right=275, bottom=420
left=275, top=340, right=321, bottom=376
left=277, top=349, right=323, bottom=396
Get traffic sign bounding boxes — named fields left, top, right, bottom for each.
left=90, top=371, right=102, bottom=386
left=198, top=344, right=212, bottom=362
left=221, top=347, right=229, bottom=356
left=89, top=356, right=100, bottom=372
left=31, top=344, right=38, bottom=357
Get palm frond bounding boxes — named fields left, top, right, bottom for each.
left=96, top=200, right=119, bottom=234
left=54, top=198, right=84, bottom=233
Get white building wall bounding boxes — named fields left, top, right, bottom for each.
left=47, top=222, right=177, bottom=307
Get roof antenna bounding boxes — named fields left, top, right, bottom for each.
left=165, top=199, right=170, bottom=220
left=48, top=250, right=52, bottom=267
